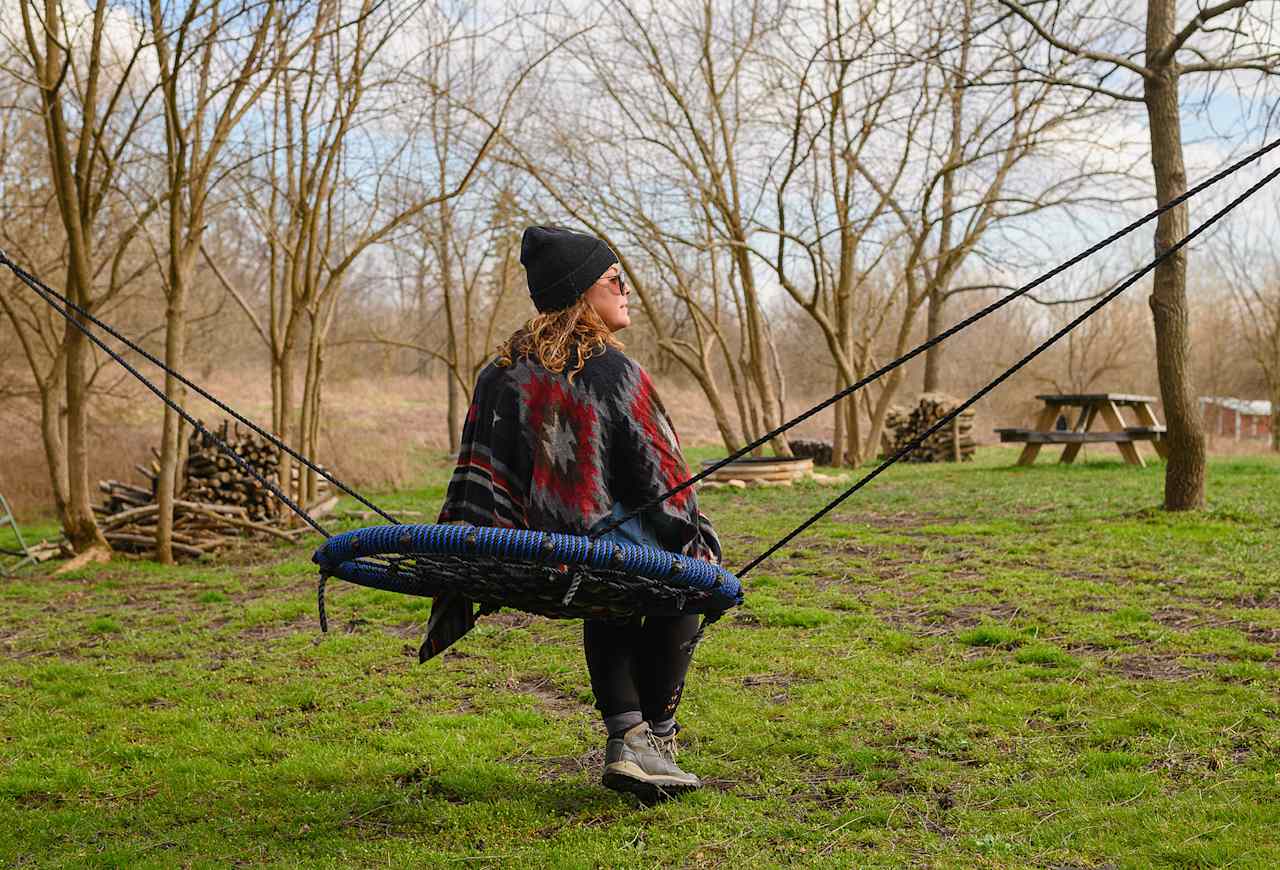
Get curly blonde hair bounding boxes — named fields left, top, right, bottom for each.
left=495, top=297, right=623, bottom=380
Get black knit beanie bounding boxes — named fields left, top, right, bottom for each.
left=520, top=225, right=618, bottom=313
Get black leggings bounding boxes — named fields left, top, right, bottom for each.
left=582, top=614, right=702, bottom=722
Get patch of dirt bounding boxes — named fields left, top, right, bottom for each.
left=238, top=614, right=314, bottom=641
left=384, top=620, right=424, bottom=639
left=848, top=511, right=950, bottom=530
left=1152, top=606, right=1225, bottom=631
left=1152, top=605, right=1280, bottom=647
left=485, top=611, right=542, bottom=629
left=1227, top=592, right=1280, bottom=610
left=507, top=675, right=591, bottom=716
left=1109, top=652, right=1201, bottom=681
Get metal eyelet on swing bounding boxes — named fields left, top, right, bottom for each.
left=399, top=531, right=412, bottom=548
left=465, top=532, right=478, bottom=547
left=611, top=546, right=625, bottom=566
left=542, top=534, right=556, bottom=555
left=350, top=536, right=361, bottom=554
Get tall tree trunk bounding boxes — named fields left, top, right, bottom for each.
left=1269, top=376, right=1280, bottom=453
left=831, top=378, right=847, bottom=468
left=63, top=305, right=107, bottom=551
left=155, top=271, right=190, bottom=564
left=1145, top=0, right=1205, bottom=510
left=922, top=285, right=947, bottom=392
left=846, top=394, right=863, bottom=466
left=732, top=245, right=790, bottom=456
left=39, top=375, right=70, bottom=522
left=275, top=317, right=301, bottom=513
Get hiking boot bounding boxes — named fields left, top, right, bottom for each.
left=602, top=722, right=701, bottom=801
left=650, top=724, right=680, bottom=763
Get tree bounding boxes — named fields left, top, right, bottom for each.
left=997, top=0, right=1280, bottom=508
left=510, top=0, right=792, bottom=455
left=9, top=0, right=160, bottom=552
left=755, top=0, right=919, bottom=465
left=220, top=1, right=531, bottom=504
left=144, top=0, right=300, bottom=562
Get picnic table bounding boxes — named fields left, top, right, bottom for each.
left=995, top=393, right=1168, bottom=467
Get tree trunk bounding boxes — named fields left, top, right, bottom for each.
left=63, top=305, right=108, bottom=551
left=831, top=377, right=847, bottom=468
left=1145, top=0, right=1205, bottom=510
left=275, top=317, right=301, bottom=512
left=922, top=285, right=947, bottom=393
left=846, top=392, right=863, bottom=466
left=1269, top=377, right=1280, bottom=453
left=39, top=374, right=70, bottom=523
left=732, top=248, right=789, bottom=456
left=667, top=345, right=742, bottom=451
left=155, top=273, right=190, bottom=565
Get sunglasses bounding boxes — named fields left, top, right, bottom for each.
left=599, top=271, right=629, bottom=296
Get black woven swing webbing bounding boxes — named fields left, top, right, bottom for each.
left=733, top=155, right=1280, bottom=578
left=589, top=135, right=1280, bottom=547
left=0, top=251, right=403, bottom=536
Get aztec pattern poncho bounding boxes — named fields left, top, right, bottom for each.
left=422, top=345, right=720, bottom=659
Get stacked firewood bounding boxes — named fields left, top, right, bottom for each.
left=183, top=421, right=315, bottom=520
left=95, top=420, right=335, bottom=558
left=788, top=438, right=835, bottom=466
left=881, top=393, right=976, bottom=463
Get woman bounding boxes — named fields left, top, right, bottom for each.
left=425, top=225, right=720, bottom=801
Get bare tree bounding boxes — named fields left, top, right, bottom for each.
left=8, top=0, right=160, bottom=552
left=143, top=0, right=301, bottom=562
left=998, top=0, right=1280, bottom=508
left=220, top=2, right=532, bottom=504
left=755, top=0, right=923, bottom=466
left=910, top=0, right=1127, bottom=394
left=510, top=0, right=792, bottom=454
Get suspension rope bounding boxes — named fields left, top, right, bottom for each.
left=736, top=154, right=1280, bottom=577
left=590, top=135, right=1280, bottom=543
left=0, top=251, right=401, bottom=532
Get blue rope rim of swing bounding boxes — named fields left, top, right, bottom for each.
left=311, top=523, right=744, bottom=618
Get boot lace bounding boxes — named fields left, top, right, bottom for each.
left=648, top=728, right=679, bottom=761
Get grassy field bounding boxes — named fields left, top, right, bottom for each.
left=2, top=447, right=1278, bottom=868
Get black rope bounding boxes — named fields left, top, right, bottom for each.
left=736, top=154, right=1280, bottom=578
left=0, top=250, right=401, bottom=531
left=591, top=135, right=1280, bottom=543
left=0, top=252, right=342, bottom=538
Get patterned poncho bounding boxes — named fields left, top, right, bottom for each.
left=422, top=345, right=719, bottom=659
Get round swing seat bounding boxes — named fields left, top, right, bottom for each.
left=311, top=523, right=744, bottom=622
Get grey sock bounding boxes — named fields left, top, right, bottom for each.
left=604, top=710, right=643, bottom=738
left=649, top=717, right=676, bottom=737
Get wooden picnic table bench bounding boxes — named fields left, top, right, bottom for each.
left=995, top=393, right=1168, bottom=467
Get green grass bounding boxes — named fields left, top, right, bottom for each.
left=2, top=447, right=1278, bottom=867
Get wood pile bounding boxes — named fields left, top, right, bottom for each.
left=881, top=393, right=976, bottom=463
left=1, top=538, right=71, bottom=567
left=788, top=438, right=834, bottom=466
left=95, top=420, right=336, bottom=558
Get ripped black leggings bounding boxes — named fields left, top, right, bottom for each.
left=582, top=614, right=702, bottom=723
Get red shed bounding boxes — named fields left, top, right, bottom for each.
left=1199, top=397, right=1273, bottom=440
